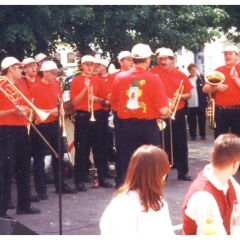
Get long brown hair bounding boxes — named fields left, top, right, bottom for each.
left=115, top=145, right=170, bottom=212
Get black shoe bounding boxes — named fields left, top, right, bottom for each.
left=83, top=176, right=91, bottom=183
left=45, top=175, right=54, bottom=184
left=38, top=193, right=48, bottom=200
left=191, top=137, right=196, bottom=141
left=16, top=206, right=41, bottom=215
left=99, top=179, right=113, bottom=188
left=56, top=184, right=77, bottom=194
left=75, top=182, right=87, bottom=192
left=178, top=174, right=193, bottom=181
left=201, top=136, right=206, bottom=140
left=0, top=214, right=13, bottom=219
left=7, top=201, right=15, bottom=210
left=30, top=193, right=40, bottom=202
left=104, top=172, right=116, bottom=179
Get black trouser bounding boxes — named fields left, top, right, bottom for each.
left=161, top=108, right=189, bottom=176
left=74, top=110, right=106, bottom=184
left=30, top=121, right=66, bottom=194
left=116, top=118, right=161, bottom=185
left=100, top=110, right=116, bottom=175
left=0, top=126, right=31, bottom=215
left=215, top=107, right=240, bottom=139
left=112, top=111, right=122, bottom=185
left=187, top=107, right=206, bottom=138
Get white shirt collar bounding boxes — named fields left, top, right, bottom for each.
left=203, top=164, right=229, bottom=194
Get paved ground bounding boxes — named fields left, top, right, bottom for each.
left=3, top=126, right=240, bottom=235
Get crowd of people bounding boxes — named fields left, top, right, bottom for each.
left=0, top=43, right=240, bottom=236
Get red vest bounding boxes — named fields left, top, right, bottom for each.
left=182, top=171, right=237, bottom=235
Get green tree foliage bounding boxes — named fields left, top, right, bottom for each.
left=216, top=5, right=240, bottom=43
left=0, top=5, right=237, bottom=62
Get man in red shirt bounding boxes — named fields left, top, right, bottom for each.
left=150, top=47, right=193, bottom=181
left=30, top=60, right=77, bottom=200
left=111, top=43, right=170, bottom=187
left=97, top=58, right=116, bottom=179
left=0, top=57, right=41, bottom=218
left=70, top=55, right=113, bottom=191
left=106, top=51, right=133, bottom=189
left=203, top=45, right=240, bottom=139
left=22, top=58, right=38, bottom=88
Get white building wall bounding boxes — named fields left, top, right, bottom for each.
left=204, top=36, right=240, bottom=75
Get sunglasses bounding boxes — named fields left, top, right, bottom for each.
left=13, top=66, right=23, bottom=70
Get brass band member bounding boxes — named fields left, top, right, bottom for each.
left=70, top=55, right=113, bottom=192
left=30, top=60, right=76, bottom=200
left=106, top=51, right=133, bottom=189
left=0, top=57, right=41, bottom=218
left=203, top=45, right=240, bottom=139
left=150, top=47, right=193, bottom=181
left=111, top=44, right=170, bottom=187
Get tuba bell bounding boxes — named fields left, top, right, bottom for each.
left=205, top=71, right=225, bottom=85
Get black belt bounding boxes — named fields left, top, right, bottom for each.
left=37, top=120, right=58, bottom=126
left=76, top=110, right=102, bottom=117
left=216, top=105, right=240, bottom=110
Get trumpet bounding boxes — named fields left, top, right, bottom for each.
left=87, top=83, right=96, bottom=122
left=0, top=76, right=59, bottom=158
left=206, top=95, right=216, bottom=129
left=170, top=80, right=184, bottom=120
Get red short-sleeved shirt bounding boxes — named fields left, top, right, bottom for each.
left=70, top=74, right=102, bottom=111
left=20, top=77, right=38, bottom=90
left=0, top=79, right=29, bottom=126
left=150, top=65, right=193, bottom=110
left=212, top=65, right=240, bottom=106
left=111, top=67, right=168, bottom=119
left=30, top=80, right=62, bottom=123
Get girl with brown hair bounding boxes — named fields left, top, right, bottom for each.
left=100, top=144, right=175, bottom=235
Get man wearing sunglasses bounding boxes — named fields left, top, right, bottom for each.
left=0, top=57, right=41, bottom=218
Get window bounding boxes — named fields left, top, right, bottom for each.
left=54, top=52, right=61, bottom=62
left=67, top=52, right=75, bottom=63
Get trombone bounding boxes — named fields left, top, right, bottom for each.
left=0, top=76, right=59, bottom=158
left=27, top=98, right=34, bottom=135
left=87, top=83, right=96, bottom=122
left=59, top=97, right=67, bottom=137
